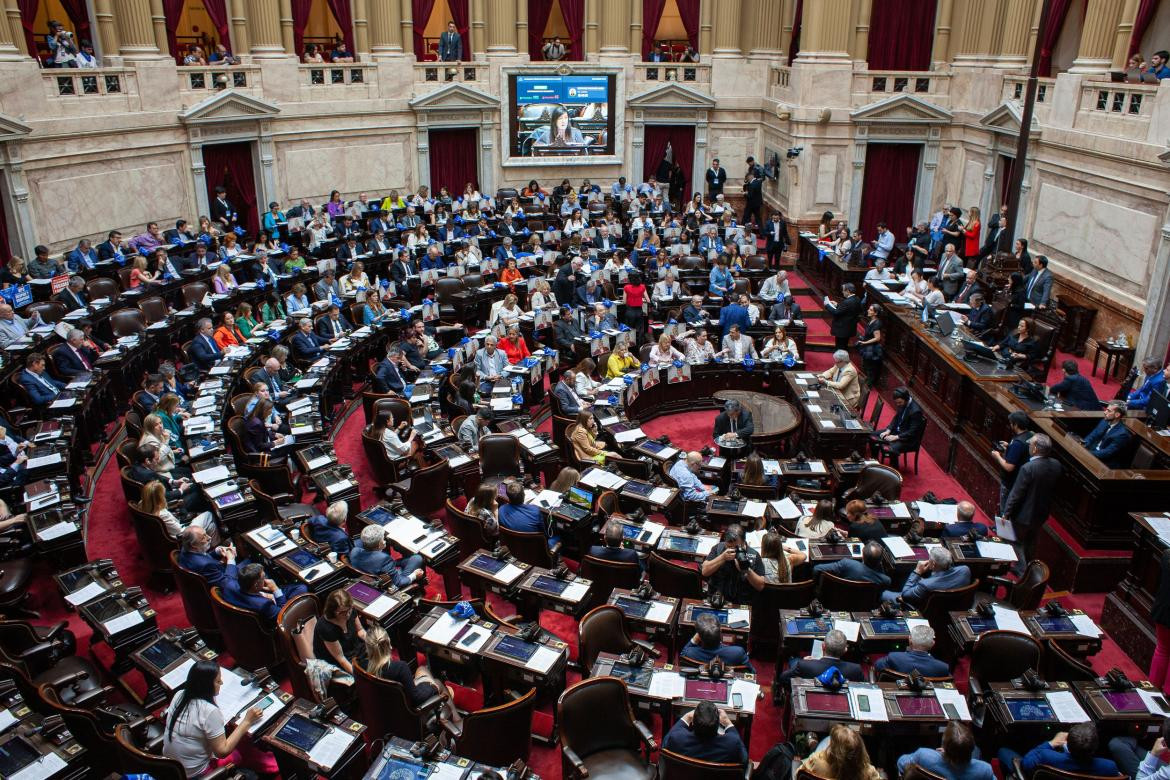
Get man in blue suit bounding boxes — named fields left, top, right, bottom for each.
left=718, top=294, right=750, bottom=336
left=19, top=353, right=65, bottom=406
left=698, top=227, right=725, bottom=258
left=1082, top=401, right=1133, bottom=469
left=552, top=371, right=582, bottom=416
left=177, top=526, right=238, bottom=589
left=291, top=317, right=326, bottom=361
left=873, top=623, right=951, bottom=677
left=56, top=277, right=89, bottom=312
left=372, top=345, right=406, bottom=394
left=256, top=358, right=291, bottom=402
left=813, top=540, right=891, bottom=587
left=189, top=318, right=222, bottom=371
left=307, top=501, right=352, bottom=554
left=499, top=481, right=559, bottom=549
left=223, top=562, right=308, bottom=626
left=1126, top=357, right=1166, bottom=410
left=66, top=239, right=98, bottom=272
left=679, top=613, right=754, bottom=672
left=1024, top=255, right=1053, bottom=307
left=587, top=521, right=642, bottom=571
left=1050, top=360, right=1100, bottom=410
left=350, top=526, right=425, bottom=588
left=882, top=546, right=972, bottom=607
left=52, top=329, right=98, bottom=378
left=494, top=237, right=517, bottom=265
left=315, top=304, right=352, bottom=341
left=663, top=702, right=748, bottom=767
left=438, top=20, right=462, bottom=61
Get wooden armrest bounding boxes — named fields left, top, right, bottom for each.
left=562, top=746, right=589, bottom=778
left=631, top=639, right=661, bottom=659
left=387, top=479, right=411, bottom=496
left=268, top=492, right=295, bottom=505
left=984, top=575, right=1011, bottom=598
left=633, top=719, right=657, bottom=752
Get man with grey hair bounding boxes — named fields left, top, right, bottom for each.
left=1127, top=356, right=1166, bottom=410
left=349, top=524, right=425, bottom=587
left=882, top=545, right=971, bottom=607
left=780, top=628, right=864, bottom=685
left=474, top=335, right=508, bottom=392
left=307, top=501, right=352, bottom=554
left=1003, top=433, right=1062, bottom=570
left=819, top=349, right=861, bottom=410
left=189, top=316, right=222, bottom=370
left=713, top=398, right=755, bottom=448
left=53, top=328, right=97, bottom=377
left=669, top=451, right=716, bottom=501
left=257, top=357, right=291, bottom=401
left=177, top=525, right=238, bottom=588
left=874, top=624, right=950, bottom=677
left=0, top=303, right=42, bottom=348
left=56, top=276, right=88, bottom=311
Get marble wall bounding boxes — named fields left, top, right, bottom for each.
left=277, top=135, right=414, bottom=204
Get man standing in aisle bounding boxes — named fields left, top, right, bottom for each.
left=705, top=158, right=726, bottom=199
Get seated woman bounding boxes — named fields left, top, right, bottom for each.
left=529, top=279, right=556, bottom=310
left=285, top=282, right=310, bottom=314
left=363, top=625, right=461, bottom=725
left=760, top=531, right=807, bottom=582
left=234, top=303, right=258, bottom=338
left=376, top=412, right=422, bottom=470
left=339, top=262, right=370, bottom=296
left=139, top=413, right=190, bottom=478
left=314, top=590, right=367, bottom=676
left=761, top=325, right=799, bottom=362
left=796, top=499, right=838, bottom=540
left=845, top=499, right=885, bottom=543
left=362, top=293, right=387, bottom=325
left=139, top=479, right=218, bottom=545
left=605, top=342, right=639, bottom=379
left=466, top=484, right=499, bottom=536
left=213, top=265, right=237, bottom=295
left=499, top=325, right=531, bottom=365
left=573, top=358, right=600, bottom=397
left=686, top=329, right=717, bottom=364
left=801, top=723, right=881, bottom=780
left=648, top=333, right=684, bottom=367
left=547, top=466, right=581, bottom=494
left=129, top=255, right=159, bottom=288
left=740, top=452, right=777, bottom=488
left=992, top=317, right=1039, bottom=367
left=569, top=411, right=619, bottom=466
left=242, top=399, right=287, bottom=454
left=491, top=293, right=523, bottom=330
left=217, top=231, right=240, bottom=261
left=155, top=394, right=186, bottom=442
left=499, top=258, right=523, bottom=287
left=213, top=313, right=245, bottom=349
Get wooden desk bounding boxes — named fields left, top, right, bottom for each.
left=355, top=503, right=462, bottom=598
left=1072, top=680, right=1170, bottom=739
left=790, top=678, right=964, bottom=736
left=1102, top=513, right=1168, bottom=671
left=780, top=372, right=873, bottom=458
left=367, top=736, right=539, bottom=780
left=677, top=599, right=752, bottom=648
left=947, top=605, right=1102, bottom=656
left=606, top=588, right=680, bottom=651
left=260, top=698, right=366, bottom=779
left=778, top=609, right=853, bottom=657
left=515, top=567, right=594, bottom=618
left=984, top=680, right=1088, bottom=748
left=129, top=630, right=218, bottom=709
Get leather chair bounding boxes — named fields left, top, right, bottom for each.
left=209, top=586, right=282, bottom=671
left=1043, top=638, right=1096, bottom=682
left=843, top=464, right=904, bottom=502
left=109, top=308, right=146, bottom=337
left=0, top=620, right=77, bottom=676
left=498, top=525, right=556, bottom=569
left=968, top=629, right=1042, bottom=722
left=117, top=267, right=133, bottom=289
left=119, top=466, right=146, bottom=503
left=658, top=748, right=748, bottom=779
left=26, top=301, right=66, bottom=324
left=737, top=483, right=779, bottom=500
left=352, top=662, right=445, bottom=744
left=386, top=458, right=451, bottom=517
left=478, top=434, right=523, bottom=484
left=875, top=668, right=954, bottom=685
left=1027, top=768, right=1126, bottom=780
left=123, top=411, right=144, bottom=441
left=552, top=414, right=575, bottom=459
left=577, top=605, right=660, bottom=677
left=249, top=479, right=315, bottom=528
left=608, top=454, right=652, bottom=480
left=362, top=390, right=398, bottom=424
left=647, top=552, right=703, bottom=600
left=580, top=555, right=642, bottom=610
left=920, top=579, right=980, bottom=638
left=224, top=416, right=248, bottom=458
left=445, top=687, right=536, bottom=766
left=275, top=593, right=320, bottom=703
left=0, top=646, right=106, bottom=708
left=817, top=571, right=883, bottom=612
left=39, top=684, right=161, bottom=773
left=85, top=277, right=119, bottom=303
left=445, top=498, right=490, bottom=559
left=433, top=277, right=466, bottom=320
left=985, top=559, right=1049, bottom=611
left=595, top=490, right=620, bottom=520
left=170, top=550, right=220, bottom=640
left=137, top=295, right=169, bottom=324
left=558, top=677, right=656, bottom=780
left=236, top=460, right=302, bottom=502
left=372, top=397, right=412, bottom=428
left=182, top=281, right=210, bottom=308
left=115, top=724, right=242, bottom=779
left=867, top=397, right=885, bottom=428
left=751, top=579, right=816, bottom=657
left=361, top=425, right=398, bottom=489
left=127, top=502, right=178, bottom=586
left=228, top=393, right=252, bottom=417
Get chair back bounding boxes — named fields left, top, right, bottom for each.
left=1043, top=638, right=1096, bottom=681
left=352, top=662, right=435, bottom=743
left=608, top=454, right=652, bottom=480
left=579, top=555, right=642, bottom=609
left=182, top=281, right=209, bottom=308
left=119, top=465, right=146, bottom=503
left=275, top=593, right=320, bottom=702
left=37, top=685, right=118, bottom=768
left=971, top=629, right=1042, bottom=684
left=209, top=586, right=281, bottom=670
left=109, top=308, right=146, bottom=337
left=902, top=764, right=951, bottom=780
left=372, top=396, right=412, bottom=428
left=595, top=490, right=620, bottom=519
left=868, top=397, right=885, bottom=428
left=138, top=296, right=169, bottom=324
left=752, top=579, right=815, bottom=654
left=577, top=605, right=634, bottom=676
left=445, top=498, right=489, bottom=558
left=658, top=748, right=746, bottom=779
left=454, top=688, right=536, bottom=766
left=362, top=390, right=397, bottom=424
left=361, top=425, right=397, bottom=487
left=557, top=677, right=643, bottom=760
left=875, top=668, right=954, bottom=685
left=229, top=393, right=252, bottom=417
left=85, top=277, right=119, bottom=302
left=224, top=415, right=247, bottom=456
left=113, top=724, right=187, bottom=780
left=845, top=464, right=904, bottom=502
left=921, top=580, right=980, bottom=634
left=236, top=459, right=298, bottom=498
left=817, top=571, right=883, bottom=612
left=647, top=552, right=703, bottom=600
left=27, top=301, right=66, bottom=324
left=401, top=458, right=451, bottom=517
left=124, top=411, right=144, bottom=440
left=479, top=434, right=522, bottom=480
left=737, top=482, right=779, bottom=500
left=127, top=503, right=178, bottom=578
left=1033, top=768, right=1127, bottom=780
left=170, top=550, right=219, bottom=637
left=1007, top=560, right=1050, bottom=610
left=498, top=525, right=553, bottom=569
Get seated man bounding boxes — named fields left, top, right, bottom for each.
left=999, top=723, right=1119, bottom=779
left=812, top=540, right=891, bottom=588
left=1127, top=357, right=1166, bottom=411
left=349, top=525, right=425, bottom=588
left=872, top=387, right=925, bottom=469
left=881, top=546, right=972, bottom=607
left=679, top=613, right=754, bottom=672
left=291, top=317, right=326, bottom=361
left=701, top=525, right=765, bottom=605
left=939, top=500, right=989, bottom=539
left=898, top=722, right=994, bottom=780
left=712, top=399, right=754, bottom=449
left=552, top=370, right=582, bottom=416
left=1050, top=359, right=1100, bottom=411
left=1082, top=401, right=1133, bottom=469
left=498, top=481, right=560, bottom=549
left=223, top=562, right=308, bottom=626
left=1108, top=721, right=1170, bottom=780
left=307, top=501, right=352, bottom=554
left=779, top=628, right=864, bottom=684
left=669, top=451, right=715, bottom=502
left=189, top=318, right=223, bottom=371
left=130, top=443, right=206, bottom=514
left=372, top=345, right=406, bottom=395
left=874, top=624, right=951, bottom=678
left=663, top=701, right=748, bottom=767
left=587, top=519, right=643, bottom=571
left=19, top=352, right=65, bottom=406
left=458, top=408, right=492, bottom=453
left=177, top=526, right=238, bottom=588
left=818, top=350, right=861, bottom=410
left=53, top=329, right=98, bottom=378
left=961, top=292, right=995, bottom=339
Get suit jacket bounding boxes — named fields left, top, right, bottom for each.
left=743, top=177, right=763, bottom=206
left=663, top=719, right=747, bottom=766
left=718, top=304, right=750, bottom=336
left=55, top=288, right=88, bottom=311
left=308, top=515, right=352, bottom=554
left=20, top=369, right=64, bottom=405
left=178, top=549, right=237, bottom=588
left=389, top=259, right=417, bottom=286
left=315, top=315, right=352, bottom=340
left=813, top=558, right=891, bottom=587
left=553, top=319, right=583, bottom=351
left=189, top=334, right=222, bottom=370
left=575, top=285, right=600, bottom=307
left=552, top=381, right=581, bottom=416
left=937, top=255, right=965, bottom=297
left=587, top=545, right=642, bottom=570
left=827, top=295, right=862, bottom=338
left=438, top=30, right=462, bottom=60
left=256, top=369, right=285, bottom=399
left=1024, top=269, right=1052, bottom=306
left=678, top=641, right=754, bottom=672
left=768, top=300, right=802, bottom=322
left=953, top=281, right=982, bottom=305
left=96, top=240, right=124, bottom=261
left=819, top=363, right=861, bottom=410
left=883, top=400, right=925, bottom=449
left=874, top=649, right=950, bottom=678
left=967, top=303, right=994, bottom=335
left=705, top=167, right=727, bottom=195
left=713, top=410, right=754, bottom=443
left=896, top=565, right=972, bottom=607
left=223, top=584, right=298, bottom=625
left=1003, top=456, right=1062, bottom=527
left=66, top=248, right=98, bottom=272
left=1082, top=419, right=1133, bottom=469
left=210, top=197, right=235, bottom=225
left=780, top=655, right=865, bottom=685
left=372, top=358, right=405, bottom=394
left=1051, top=373, right=1099, bottom=411
left=335, top=243, right=365, bottom=264
left=242, top=416, right=272, bottom=453
left=1128, top=371, right=1167, bottom=410
left=764, top=218, right=789, bottom=250
left=52, top=344, right=97, bottom=378
left=291, top=330, right=325, bottom=361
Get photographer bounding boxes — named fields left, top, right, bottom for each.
left=700, top=524, right=765, bottom=604
left=47, top=21, right=78, bottom=68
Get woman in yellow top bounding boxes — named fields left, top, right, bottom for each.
left=604, top=342, right=639, bottom=379
left=569, top=412, right=618, bottom=465
left=379, top=189, right=406, bottom=212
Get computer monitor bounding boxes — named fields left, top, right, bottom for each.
left=1148, top=389, right=1170, bottom=429
left=961, top=338, right=998, bottom=362
left=936, top=310, right=957, bottom=337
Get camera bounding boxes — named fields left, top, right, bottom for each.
left=735, top=547, right=751, bottom=570
left=786, top=147, right=803, bottom=159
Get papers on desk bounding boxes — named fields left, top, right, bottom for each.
left=193, top=464, right=231, bottom=485
left=161, top=658, right=196, bottom=689
left=48, top=396, right=77, bottom=410
left=646, top=601, right=675, bottom=623
left=613, top=427, right=647, bottom=444
left=562, top=581, right=590, bottom=602
left=216, top=668, right=259, bottom=720
left=1070, top=614, right=1103, bottom=638
left=308, top=725, right=356, bottom=770
left=770, top=497, right=803, bottom=520
left=580, top=468, right=626, bottom=490
left=819, top=420, right=837, bottom=428
left=848, top=684, right=889, bottom=721
left=916, top=503, right=959, bottom=524
left=295, top=377, right=320, bottom=390
left=0, top=707, right=16, bottom=734
left=886, top=502, right=912, bottom=519
left=533, top=489, right=563, bottom=509
left=102, top=609, right=145, bottom=635
left=976, top=540, right=1018, bottom=561
left=1138, top=688, right=1170, bottom=716
left=64, top=580, right=106, bottom=606
left=807, top=404, right=822, bottom=413
left=383, top=514, right=446, bottom=554
left=706, top=456, right=727, bottom=469
left=882, top=536, right=915, bottom=559
left=639, top=520, right=666, bottom=545
left=906, top=618, right=931, bottom=632
left=35, top=521, right=75, bottom=541
left=326, top=478, right=353, bottom=494
left=730, top=679, right=760, bottom=714
left=248, top=525, right=297, bottom=557
left=1046, top=691, right=1091, bottom=723
left=422, top=611, right=469, bottom=645
left=991, top=606, right=1029, bottom=634
left=807, top=461, right=827, bottom=474
left=1145, top=516, right=1170, bottom=545
left=205, top=480, right=240, bottom=499
left=935, top=686, right=972, bottom=720
left=208, top=365, right=232, bottom=376
left=364, top=594, right=400, bottom=620
left=518, top=433, right=553, bottom=455
left=834, top=619, right=862, bottom=643
left=649, top=670, right=686, bottom=699
left=492, top=563, right=526, bottom=585
left=10, top=751, right=67, bottom=780
left=746, top=529, right=766, bottom=551
left=526, top=645, right=561, bottom=674
left=742, top=500, right=767, bottom=519
left=490, top=397, right=513, bottom=411
left=648, top=487, right=674, bottom=505
left=299, top=561, right=334, bottom=582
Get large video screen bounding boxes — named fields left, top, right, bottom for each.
left=509, top=74, right=616, bottom=159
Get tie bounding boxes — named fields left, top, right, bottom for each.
left=74, top=348, right=90, bottom=370
left=836, top=368, right=843, bottom=382
left=35, top=373, right=57, bottom=396
left=205, top=335, right=218, bottom=354
left=332, top=319, right=341, bottom=337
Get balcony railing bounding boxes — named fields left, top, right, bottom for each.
left=179, top=65, right=258, bottom=92
left=47, top=68, right=132, bottom=97
left=302, top=63, right=376, bottom=86
left=1081, top=81, right=1156, bottom=117
left=632, top=63, right=710, bottom=86
left=412, top=62, right=488, bottom=85
left=851, top=69, right=951, bottom=106
left=1003, top=75, right=1055, bottom=104
left=769, top=64, right=792, bottom=100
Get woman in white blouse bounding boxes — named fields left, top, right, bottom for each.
left=603, top=253, right=634, bottom=276
left=307, top=216, right=332, bottom=251
left=139, top=413, right=183, bottom=474
left=406, top=224, right=430, bottom=250
left=685, top=328, right=717, bottom=363
left=762, top=325, right=799, bottom=361
left=339, top=262, right=371, bottom=295
left=648, top=334, right=684, bottom=367
left=529, top=279, right=557, bottom=310
left=563, top=209, right=586, bottom=234
left=721, top=325, right=758, bottom=362
left=491, top=293, right=523, bottom=329
left=573, top=358, right=600, bottom=397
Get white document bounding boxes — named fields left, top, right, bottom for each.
left=934, top=686, right=973, bottom=720
left=308, top=726, right=356, bottom=770
left=103, top=610, right=145, bottom=634
left=193, top=464, right=231, bottom=484
left=646, top=601, right=675, bottom=623
left=743, top=500, right=767, bottom=519
left=1146, top=516, right=1170, bottom=544
left=890, top=502, right=912, bottom=519
left=161, top=658, right=196, bottom=689
left=490, top=397, right=513, bottom=411
left=918, top=503, right=959, bottom=524
left=641, top=521, right=666, bottom=545
left=808, top=461, right=827, bottom=473
left=770, top=497, right=802, bottom=520
left=1046, top=691, right=1091, bottom=723
left=906, top=618, right=931, bottom=632
left=0, top=708, right=17, bottom=734
left=1069, top=614, right=1103, bottom=638
left=729, top=679, right=760, bottom=713
left=746, top=529, right=766, bottom=551
left=216, top=669, right=260, bottom=721
left=422, top=612, right=470, bottom=646
left=807, top=405, right=822, bottom=413
left=649, top=487, right=674, bottom=505
left=728, top=608, right=750, bottom=625
left=848, top=684, right=889, bottom=721
left=495, top=563, right=525, bottom=584
left=707, top=457, right=727, bottom=469
left=976, top=541, right=1018, bottom=561
left=762, top=459, right=782, bottom=476
left=364, top=594, right=399, bottom=620
left=648, top=670, right=686, bottom=699
left=205, top=480, right=239, bottom=499
left=36, top=522, right=75, bottom=541
left=10, top=752, right=68, bottom=780
left=26, top=452, right=63, bottom=470
left=246, top=695, right=286, bottom=734
left=526, top=645, right=561, bottom=674
left=994, top=515, right=1018, bottom=542
left=882, top=536, right=915, bottom=559
left=992, top=606, right=1029, bottom=634
left=1138, top=688, right=1170, bottom=716
left=820, top=420, right=837, bottom=428
left=326, top=478, right=353, bottom=494
left=614, top=427, right=646, bottom=443
left=835, top=619, right=862, bottom=643
left=562, top=581, right=590, bottom=602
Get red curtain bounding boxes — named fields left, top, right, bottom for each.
left=1038, top=0, right=1072, bottom=77
left=203, top=0, right=232, bottom=50
left=527, top=0, right=553, bottom=59
left=202, top=142, right=260, bottom=237
left=787, top=0, right=802, bottom=65
left=641, top=0, right=666, bottom=58
left=559, top=0, right=584, bottom=60
left=17, top=0, right=37, bottom=60
left=412, top=0, right=435, bottom=59
left=866, top=0, right=936, bottom=70
left=428, top=128, right=479, bottom=195
left=291, top=0, right=313, bottom=56
left=447, top=0, right=469, bottom=55
left=1129, top=0, right=1159, bottom=56
left=857, top=143, right=921, bottom=242
left=57, top=0, right=91, bottom=47
left=998, top=154, right=1017, bottom=209
left=161, top=0, right=185, bottom=59
left=642, top=125, right=696, bottom=203
left=676, top=0, right=699, bottom=50
left=325, top=0, right=355, bottom=55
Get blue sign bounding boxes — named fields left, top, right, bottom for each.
left=515, top=75, right=609, bottom=104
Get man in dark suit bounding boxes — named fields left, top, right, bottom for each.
left=209, top=185, right=236, bottom=230
left=189, top=318, right=222, bottom=371
left=712, top=399, right=754, bottom=448
left=256, top=358, right=292, bottom=402
left=679, top=613, right=753, bottom=671
left=718, top=295, right=750, bottom=336
left=130, top=443, right=204, bottom=513
left=177, top=526, right=238, bottom=588
left=779, top=629, right=865, bottom=686
left=291, top=317, right=326, bottom=361
left=19, top=353, right=65, bottom=407
left=873, top=388, right=925, bottom=469
left=768, top=294, right=802, bottom=323
left=372, top=345, right=406, bottom=394
left=824, top=282, right=862, bottom=350
left=962, top=293, right=995, bottom=339
left=438, top=20, right=462, bottom=61
left=705, top=158, right=727, bottom=198
left=334, top=237, right=365, bottom=265
left=389, top=251, right=417, bottom=287
left=1003, top=433, right=1062, bottom=570
left=764, top=211, right=789, bottom=268
left=223, top=563, right=308, bottom=627
left=553, top=306, right=584, bottom=352
left=1024, top=255, right=1053, bottom=308
left=980, top=214, right=1010, bottom=260
left=575, top=280, right=601, bottom=308
left=587, top=520, right=642, bottom=570
left=813, top=541, right=891, bottom=587
left=553, top=259, right=583, bottom=304
left=53, top=329, right=98, bottom=378
left=315, top=305, right=352, bottom=341
left=56, top=277, right=88, bottom=312
left=1050, top=360, right=1100, bottom=410
left=307, top=501, right=352, bottom=554
left=66, top=239, right=99, bottom=271
left=682, top=295, right=707, bottom=325
left=881, top=546, right=972, bottom=607
left=663, top=701, right=748, bottom=767
left=96, top=230, right=125, bottom=261
left=741, top=170, right=764, bottom=228
left=873, top=624, right=951, bottom=677
left=1082, top=401, right=1133, bottom=469
left=552, top=371, right=582, bottom=416
left=163, top=219, right=195, bottom=245
left=952, top=269, right=982, bottom=305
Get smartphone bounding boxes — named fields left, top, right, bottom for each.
left=942, top=702, right=959, bottom=719
left=460, top=631, right=480, bottom=647
left=728, top=620, right=749, bottom=630
left=858, top=694, right=871, bottom=713
left=1155, top=695, right=1170, bottom=713
left=732, top=692, right=743, bottom=708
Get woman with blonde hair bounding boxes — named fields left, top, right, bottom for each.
left=547, top=467, right=581, bottom=494
left=605, top=342, right=639, bottom=379
left=212, top=263, right=237, bottom=294
left=648, top=333, right=684, bottom=367
left=139, top=413, right=185, bottom=476
left=569, top=411, right=618, bottom=465
left=573, top=358, right=600, bottom=397
left=963, top=205, right=981, bottom=260
left=138, top=480, right=218, bottom=544
left=364, top=625, right=461, bottom=725
left=802, top=723, right=881, bottom=780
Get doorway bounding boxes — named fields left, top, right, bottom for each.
left=642, top=124, right=695, bottom=209
left=428, top=128, right=480, bottom=197
left=202, top=141, right=260, bottom=236
left=858, top=143, right=921, bottom=241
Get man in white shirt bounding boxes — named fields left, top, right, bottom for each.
left=759, top=270, right=790, bottom=301
left=864, top=258, right=893, bottom=282
left=654, top=272, right=682, bottom=302
left=865, top=222, right=895, bottom=265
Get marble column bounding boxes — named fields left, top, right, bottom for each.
left=952, top=0, right=996, bottom=65
left=995, top=0, right=1031, bottom=68
left=853, top=0, right=872, bottom=64
left=1112, top=0, right=1140, bottom=70
left=400, top=0, right=413, bottom=59
left=794, top=0, right=852, bottom=63
left=368, top=0, right=403, bottom=57
left=931, top=0, right=953, bottom=65
left=150, top=0, right=168, bottom=57
left=247, top=0, right=287, bottom=59
left=583, top=0, right=598, bottom=56
left=92, top=0, right=120, bottom=60
left=114, top=0, right=165, bottom=59
left=780, top=0, right=795, bottom=60
left=601, top=0, right=630, bottom=54
left=471, top=0, right=486, bottom=59
left=699, top=0, right=713, bottom=56
left=230, top=0, right=250, bottom=56
left=628, top=0, right=641, bottom=55
left=3, top=2, right=25, bottom=56
left=279, top=0, right=294, bottom=57
left=516, top=0, right=528, bottom=57
left=353, top=0, right=369, bottom=56
left=1136, top=221, right=1170, bottom=361
left=711, top=0, right=742, bottom=57
left=747, top=0, right=783, bottom=57
left=484, top=0, right=517, bottom=55
left=1069, top=0, right=1124, bottom=74
left=0, top=0, right=23, bottom=60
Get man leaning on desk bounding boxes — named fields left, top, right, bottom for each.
left=778, top=629, right=864, bottom=685
left=679, top=613, right=754, bottom=672
left=1081, top=401, right=1134, bottom=469
left=812, top=540, right=891, bottom=587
